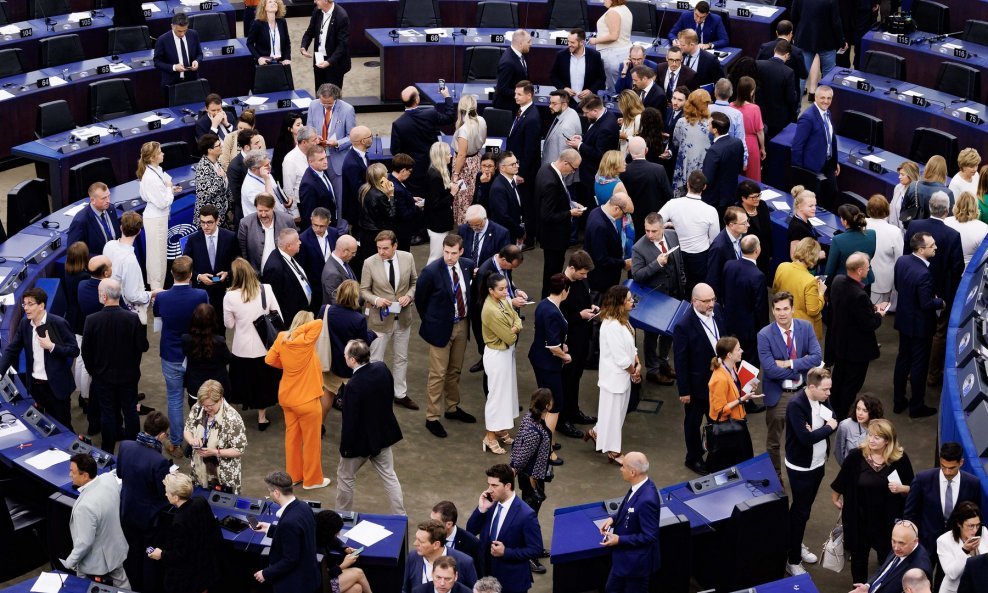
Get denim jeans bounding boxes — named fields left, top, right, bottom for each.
left=803, top=50, right=838, bottom=85
left=161, top=359, right=186, bottom=446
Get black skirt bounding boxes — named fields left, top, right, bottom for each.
left=229, top=355, right=281, bottom=410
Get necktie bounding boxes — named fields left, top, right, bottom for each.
left=733, top=239, right=741, bottom=259
left=785, top=329, right=797, bottom=360
left=823, top=111, right=833, bottom=157
left=520, top=55, right=528, bottom=75
left=471, top=232, right=480, bottom=263
left=207, top=234, right=216, bottom=269
left=288, top=257, right=312, bottom=302
left=698, top=22, right=704, bottom=44
left=344, top=262, right=354, bottom=279
left=944, top=479, right=954, bottom=520
left=321, top=236, right=329, bottom=259
left=666, top=71, right=676, bottom=98
left=688, top=54, right=695, bottom=71
left=217, top=125, right=226, bottom=141
left=99, top=211, right=113, bottom=241
left=510, top=112, right=521, bottom=136
left=659, top=240, right=667, bottom=254
left=639, top=89, right=645, bottom=101
left=490, top=504, right=502, bottom=539
left=510, top=180, right=521, bottom=205
left=388, top=259, right=396, bottom=291
left=322, top=106, right=331, bottom=141
left=871, top=557, right=902, bottom=592
left=180, top=37, right=190, bottom=67
left=451, top=266, right=466, bottom=319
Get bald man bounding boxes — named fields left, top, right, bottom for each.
left=391, top=85, right=456, bottom=195
left=620, top=136, right=673, bottom=238
left=341, top=125, right=373, bottom=230
left=537, top=149, right=583, bottom=297
left=322, top=234, right=359, bottom=306
left=599, top=452, right=661, bottom=591
left=849, top=520, right=931, bottom=593
left=583, top=192, right=633, bottom=294
left=494, top=29, right=531, bottom=110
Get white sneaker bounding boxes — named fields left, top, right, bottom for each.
left=302, top=478, right=332, bottom=490
left=786, top=563, right=807, bottom=576
left=801, top=544, right=819, bottom=564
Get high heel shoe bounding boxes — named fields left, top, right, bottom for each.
left=496, top=431, right=514, bottom=445
left=607, top=452, right=624, bottom=466
left=582, top=428, right=597, bottom=443
left=482, top=437, right=507, bottom=455
left=258, top=420, right=271, bottom=432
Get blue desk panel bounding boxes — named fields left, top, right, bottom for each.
left=757, top=573, right=820, bottom=593
left=1, top=572, right=116, bottom=593
left=624, top=280, right=690, bottom=336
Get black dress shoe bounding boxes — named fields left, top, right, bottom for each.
left=572, top=411, right=597, bottom=425
left=393, top=396, right=420, bottom=410
left=137, top=392, right=147, bottom=401
left=685, top=459, right=709, bottom=475
left=469, top=360, right=484, bottom=373
left=558, top=422, right=584, bottom=439
left=137, top=404, right=154, bottom=415
left=893, top=402, right=908, bottom=414
left=552, top=443, right=562, bottom=451
left=426, top=420, right=448, bottom=438
left=548, top=456, right=564, bottom=466
left=909, top=406, right=937, bottom=418
left=258, top=420, right=271, bottom=431
left=744, top=401, right=767, bottom=414
left=444, top=407, right=477, bottom=423
left=529, top=559, right=547, bottom=574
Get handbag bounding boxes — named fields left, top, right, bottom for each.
left=316, top=305, right=332, bottom=372
left=820, top=513, right=845, bottom=573
left=899, top=183, right=923, bottom=228
left=252, top=284, right=285, bottom=349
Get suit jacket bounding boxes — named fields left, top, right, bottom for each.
left=638, top=84, right=667, bottom=113
left=360, top=250, right=417, bottom=332
left=412, top=582, right=472, bottom=593
left=153, top=284, right=209, bottom=363
left=506, top=105, right=542, bottom=184
left=489, top=174, right=525, bottom=241
left=297, top=228, right=339, bottom=302
left=893, top=254, right=944, bottom=338
left=263, top=498, right=320, bottom=593
left=321, top=255, right=357, bottom=305
left=466, top=497, right=542, bottom=591
left=153, top=30, right=203, bottom=88
left=610, top=478, right=661, bottom=578
left=246, top=18, right=292, bottom=61
left=237, top=211, right=297, bottom=272
left=903, top=468, right=982, bottom=558
left=116, top=440, right=170, bottom=530
left=457, top=221, right=511, bottom=268
left=865, top=546, right=932, bottom=593
left=194, top=113, right=234, bottom=141
left=621, top=159, right=673, bottom=239
left=578, top=111, right=621, bottom=193
left=669, top=11, right=729, bottom=48
left=66, top=473, right=128, bottom=576
left=584, top=206, right=625, bottom=294
left=904, top=218, right=964, bottom=304
left=390, top=99, right=457, bottom=191
left=704, top=229, right=742, bottom=297
left=683, top=49, right=725, bottom=86
left=305, top=99, right=356, bottom=178
left=672, top=306, right=726, bottom=401
left=415, top=257, right=474, bottom=347
left=299, top=166, right=338, bottom=228
left=792, top=0, right=846, bottom=53
left=631, top=233, right=686, bottom=299
left=829, top=274, right=881, bottom=361
left=339, top=361, right=402, bottom=458
left=227, top=153, right=249, bottom=222
left=722, top=258, right=767, bottom=344
left=82, top=305, right=149, bottom=385
left=757, top=38, right=809, bottom=81
left=701, top=136, right=745, bottom=210
left=402, top=549, right=478, bottom=593
left=756, top=318, right=822, bottom=407
left=756, top=58, right=799, bottom=138
left=536, top=162, right=576, bottom=251
left=494, top=49, right=528, bottom=111
left=183, top=228, right=240, bottom=313
left=300, top=4, right=351, bottom=76
left=792, top=106, right=838, bottom=173
left=784, top=390, right=836, bottom=468
left=655, top=63, right=698, bottom=94
left=67, top=205, right=121, bottom=256
left=616, top=58, right=657, bottom=93
left=958, top=554, right=988, bottom=593
left=541, top=107, right=582, bottom=167
left=449, top=527, right=481, bottom=563
left=340, top=149, right=367, bottom=228
left=262, top=251, right=312, bottom=324
left=549, top=46, right=606, bottom=104
left=0, top=314, right=78, bottom=400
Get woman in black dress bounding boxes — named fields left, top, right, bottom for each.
left=425, top=141, right=457, bottom=264
left=787, top=185, right=826, bottom=265
left=356, top=163, right=396, bottom=264
left=528, top=273, right=571, bottom=465
left=148, top=472, right=221, bottom=593
left=314, top=510, right=372, bottom=593
left=181, top=303, right=231, bottom=407
left=737, top=180, right=773, bottom=276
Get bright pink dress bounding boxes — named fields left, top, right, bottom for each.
left=734, top=101, right=764, bottom=181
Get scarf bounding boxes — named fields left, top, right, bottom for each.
left=136, top=431, right=163, bottom=452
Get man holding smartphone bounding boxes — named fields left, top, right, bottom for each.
left=599, top=452, right=660, bottom=591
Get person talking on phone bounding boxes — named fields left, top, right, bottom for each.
left=252, top=471, right=321, bottom=593
left=598, top=452, right=660, bottom=592
left=938, top=502, right=988, bottom=593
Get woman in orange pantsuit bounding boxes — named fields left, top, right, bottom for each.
left=265, top=311, right=330, bottom=490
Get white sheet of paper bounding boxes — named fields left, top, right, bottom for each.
left=750, top=6, right=777, bottom=16
left=243, top=96, right=269, bottom=106
left=959, top=107, right=979, bottom=114
left=25, top=449, right=71, bottom=470
left=160, top=118, right=174, bottom=126
left=760, top=189, right=782, bottom=200
left=64, top=203, right=86, bottom=217
left=818, top=406, right=834, bottom=421
left=388, top=302, right=402, bottom=314
left=809, top=217, right=827, bottom=227
left=424, top=28, right=447, bottom=36
left=484, top=138, right=503, bottom=149
left=109, top=63, right=132, bottom=73
left=142, top=3, right=161, bottom=12
left=0, top=418, right=29, bottom=438
left=153, top=317, right=162, bottom=333
left=67, top=12, right=91, bottom=22
left=549, top=30, right=569, bottom=39
left=342, top=520, right=392, bottom=547
left=862, top=154, right=885, bottom=164
left=0, top=25, right=22, bottom=35
left=844, top=75, right=864, bottom=83
left=0, top=90, right=13, bottom=101
left=48, top=76, right=68, bottom=87
left=772, top=201, right=791, bottom=211
left=142, top=115, right=162, bottom=123
left=941, top=42, right=961, bottom=49
left=484, top=86, right=495, bottom=94
left=291, top=97, right=312, bottom=109
left=887, top=470, right=901, bottom=484
left=903, top=90, right=924, bottom=97
left=180, top=0, right=203, bottom=6
left=30, top=572, right=64, bottom=593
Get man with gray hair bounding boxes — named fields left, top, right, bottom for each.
left=494, top=29, right=531, bottom=110
left=620, top=136, right=673, bottom=238
left=709, top=78, right=748, bottom=167
left=457, top=205, right=512, bottom=274
left=337, top=339, right=406, bottom=514
left=537, top=149, right=584, bottom=296
left=241, top=150, right=277, bottom=218
left=599, top=452, right=661, bottom=590
left=472, top=577, right=502, bottom=593
left=305, top=83, right=356, bottom=200
left=263, top=227, right=312, bottom=324
left=282, top=126, right=321, bottom=210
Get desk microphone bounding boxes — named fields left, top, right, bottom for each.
left=746, top=478, right=770, bottom=488
left=93, top=113, right=121, bottom=136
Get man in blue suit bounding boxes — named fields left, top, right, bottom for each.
left=466, top=464, right=543, bottom=593
left=584, top=194, right=631, bottom=295
left=792, top=85, right=839, bottom=206
left=297, top=207, right=339, bottom=314
left=182, top=204, right=239, bottom=330
left=701, top=113, right=746, bottom=214
left=615, top=46, right=657, bottom=93
left=489, top=152, right=526, bottom=244
left=848, top=522, right=932, bottom=593
left=152, top=12, right=203, bottom=92
left=669, top=1, right=729, bottom=49
left=549, top=29, right=606, bottom=107
left=403, top=520, right=478, bottom=593
left=722, top=235, right=767, bottom=368
left=0, top=287, right=79, bottom=430
left=506, top=82, right=542, bottom=244
left=704, top=206, right=747, bottom=298
left=299, top=145, right=339, bottom=230
left=68, top=182, right=121, bottom=256
left=600, top=452, right=661, bottom=592
left=341, top=126, right=374, bottom=237
left=306, top=83, right=356, bottom=201
left=494, top=30, right=531, bottom=111
left=458, top=205, right=511, bottom=275
left=253, top=472, right=320, bottom=593
left=412, top=557, right=473, bottom=593
left=568, top=95, right=620, bottom=204
left=893, top=232, right=945, bottom=418
left=757, top=291, right=823, bottom=478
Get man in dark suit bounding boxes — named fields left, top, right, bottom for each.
left=253, top=472, right=320, bottom=593
left=550, top=28, right=606, bottom=107
left=466, top=464, right=543, bottom=593
left=673, top=283, right=725, bottom=475
left=676, top=29, right=724, bottom=86
left=337, top=341, right=406, bottom=514
left=792, top=0, right=847, bottom=95
left=432, top=500, right=482, bottom=561
left=536, top=150, right=583, bottom=297
left=506, top=81, right=542, bottom=244
left=700, top=113, right=745, bottom=215
left=0, top=287, right=79, bottom=430
left=584, top=194, right=632, bottom=295
left=183, top=204, right=240, bottom=328
left=299, top=145, right=339, bottom=231
left=757, top=21, right=808, bottom=97
left=615, top=45, right=657, bottom=93
left=299, top=0, right=351, bottom=89
left=321, top=234, right=358, bottom=305
left=722, top=235, right=767, bottom=368
left=194, top=94, right=234, bottom=141
left=341, top=126, right=373, bottom=238
left=412, top=557, right=473, bottom=593
left=458, top=205, right=512, bottom=276
left=704, top=206, right=747, bottom=298
left=959, top=555, right=988, bottom=593
left=621, top=137, right=673, bottom=239
left=297, top=207, right=339, bottom=314
left=756, top=39, right=800, bottom=140
left=600, top=452, right=661, bottom=591
left=829, top=253, right=886, bottom=420
left=904, top=442, right=982, bottom=566
left=655, top=47, right=698, bottom=98
left=78, top=255, right=113, bottom=435
left=68, top=182, right=121, bottom=256
left=391, top=85, right=456, bottom=194
left=494, top=29, right=531, bottom=111
left=263, top=228, right=313, bottom=324
left=403, top=520, right=478, bottom=593
left=631, top=66, right=667, bottom=112
left=568, top=94, right=620, bottom=204
left=848, top=520, right=932, bottom=593
left=893, top=232, right=945, bottom=418
left=488, top=152, right=526, bottom=244
left=792, top=85, right=839, bottom=205
left=228, top=129, right=264, bottom=226
left=415, top=235, right=476, bottom=438
left=152, top=12, right=202, bottom=93
left=669, top=1, right=729, bottom=49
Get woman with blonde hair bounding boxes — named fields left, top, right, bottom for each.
left=671, top=89, right=712, bottom=196
left=182, top=380, right=247, bottom=492
left=480, top=274, right=523, bottom=454
left=904, top=155, right=954, bottom=224
left=617, top=89, right=644, bottom=157
left=425, top=141, right=457, bottom=263
left=266, top=310, right=329, bottom=490
left=247, top=0, right=291, bottom=66
left=706, top=336, right=757, bottom=471
left=889, top=161, right=920, bottom=230
left=452, top=94, right=488, bottom=225
left=773, top=237, right=826, bottom=340
left=787, top=186, right=825, bottom=262
left=946, top=192, right=988, bottom=265
left=949, top=147, right=981, bottom=199
left=865, top=195, right=903, bottom=307
left=138, top=141, right=180, bottom=290
left=594, top=150, right=628, bottom=207
left=356, top=163, right=396, bottom=263
left=588, top=0, right=633, bottom=90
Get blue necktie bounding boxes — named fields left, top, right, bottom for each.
left=99, top=211, right=113, bottom=241
left=823, top=111, right=833, bottom=158
left=489, top=504, right=502, bottom=539
left=871, top=557, right=902, bottom=592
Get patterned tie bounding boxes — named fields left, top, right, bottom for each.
left=99, top=211, right=113, bottom=241
left=824, top=110, right=833, bottom=157
left=471, top=232, right=480, bottom=263
left=322, top=106, right=331, bottom=141
left=666, top=71, right=676, bottom=98
left=288, top=256, right=312, bottom=302
left=451, top=266, right=466, bottom=319
left=786, top=329, right=797, bottom=360
left=490, top=503, right=502, bottom=539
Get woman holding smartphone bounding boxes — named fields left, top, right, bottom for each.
left=315, top=510, right=374, bottom=593
left=938, top=501, right=988, bottom=593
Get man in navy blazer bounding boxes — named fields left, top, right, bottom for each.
left=584, top=195, right=631, bottom=295
left=669, top=1, right=729, bottom=49
left=299, top=145, right=339, bottom=230
left=263, top=229, right=314, bottom=324
left=183, top=204, right=239, bottom=328
left=756, top=20, right=809, bottom=95
left=432, top=500, right=483, bottom=562
left=676, top=29, right=725, bottom=86
left=412, top=558, right=473, bottom=593
left=466, top=464, right=543, bottom=593
left=757, top=40, right=800, bottom=140
left=152, top=13, right=203, bottom=91
left=701, top=113, right=746, bottom=214
left=631, top=66, right=667, bottom=112
left=722, top=236, right=767, bottom=367
left=615, top=46, right=657, bottom=93
left=568, top=95, right=620, bottom=204
left=341, top=127, right=374, bottom=237
left=549, top=29, right=606, bottom=107
left=254, top=472, right=320, bottom=593
left=403, top=520, right=478, bottom=593
left=458, top=205, right=511, bottom=274
left=489, top=153, right=527, bottom=243
left=903, top=442, right=982, bottom=564
left=848, top=522, right=932, bottom=593
left=704, top=206, right=747, bottom=297
left=673, top=283, right=725, bottom=475
left=792, top=85, right=839, bottom=203
left=297, top=207, right=339, bottom=314
left=600, top=452, right=661, bottom=591
left=506, top=82, right=542, bottom=243
left=893, top=232, right=945, bottom=418
left=0, top=287, right=79, bottom=430
left=391, top=86, right=456, bottom=194
left=494, top=30, right=531, bottom=111
left=68, top=182, right=121, bottom=256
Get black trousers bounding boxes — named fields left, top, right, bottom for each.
left=542, top=248, right=567, bottom=299
left=561, top=342, right=589, bottom=421
left=92, top=379, right=139, bottom=453
left=849, top=529, right=892, bottom=585
left=642, top=331, right=673, bottom=375
left=681, top=251, right=708, bottom=296
left=313, top=63, right=346, bottom=91
left=893, top=332, right=932, bottom=413
left=30, top=378, right=73, bottom=433
left=683, top=397, right=708, bottom=464
left=786, top=465, right=825, bottom=565
left=830, top=358, right=870, bottom=421
left=605, top=573, right=649, bottom=593
left=517, top=473, right=546, bottom=516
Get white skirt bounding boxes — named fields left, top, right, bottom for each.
left=144, top=214, right=169, bottom=290
left=484, top=345, right=520, bottom=432
left=595, top=386, right=630, bottom=453
left=598, top=44, right=632, bottom=92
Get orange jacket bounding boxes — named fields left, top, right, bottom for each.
left=708, top=364, right=746, bottom=422
left=265, top=319, right=324, bottom=407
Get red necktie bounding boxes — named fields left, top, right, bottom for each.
left=785, top=330, right=797, bottom=360
left=322, top=106, right=331, bottom=140
left=452, top=266, right=466, bottom=318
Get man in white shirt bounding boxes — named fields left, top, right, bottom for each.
left=103, top=211, right=156, bottom=322
left=282, top=126, right=320, bottom=209
left=658, top=170, right=719, bottom=293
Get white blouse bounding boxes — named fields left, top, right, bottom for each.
left=223, top=285, right=282, bottom=358
left=140, top=165, right=173, bottom=219
left=937, top=526, right=988, bottom=593
left=595, top=5, right=632, bottom=49
left=944, top=217, right=988, bottom=265
left=598, top=318, right=636, bottom=393
left=866, top=217, right=904, bottom=294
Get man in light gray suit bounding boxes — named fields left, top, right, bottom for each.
left=306, top=83, right=356, bottom=201
left=542, top=90, right=583, bottom=178
left=63, top=453, right=130, bottom=588
left=631, top=212, right=686, bottom=386
left=321, top=234, right=358, bottom=305
left=238, top=193, right=298, bottom=273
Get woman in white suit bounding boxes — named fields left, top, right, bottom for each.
left=138, top=141, right=180, bottom=290
left=864, top=194, right=903, bottom=309
left=585, top=285, right=640, bottom=465
left=937, top=501, right=988, bottom=593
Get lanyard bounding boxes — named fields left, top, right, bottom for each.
left=699, top=315, right=718, bottom=342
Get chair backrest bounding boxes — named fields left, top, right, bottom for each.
left=963, top=20, right=988, bottom=46
left=710, top=7, right=731, bottom=40
left=30, top=0, right=69, bottom=19
left=547, top=0, right=588, bottom=30
left=0, top=48, right=24, bottom=77
left=464, top=47, right=504, bottom=82
left=397, top=0, right=441, bottom=27
left=484, top=107, right=514, bottom=137
left=253, top=63, right=294, bottom=93
left=860, top=50, right=905, bottom=80
left=6, top=178, right=50, bottom=235
left=69, top=158, right=117, bottom=201
left=89, top=78, right=136, bottom=121
left=837, top=191, right=868, bottom=211
left=936, top=61, right=981, bottom=102
left=168, top=78, right=211, bottom=107
left=909, top=127, right=959, bottom=176
left=791, top=166, right=826, bottom=196
left=476, top=1, right=518, bottom=28
left=39, top=34, right=84, bottom=68
left=0, top=1, right=10, bottom=26
left=912, top=0, right=950, bottom=34
left=160, top=141, right=194, bottom=170
left=627, top=0, right=657, bottom=37
left=189, top=12, right=230, bottom=42
left=835, top=110, right=884, bottom=149
left=35, top=99, right=75, bottom=138
left=107, top=25, right=151, bottom=54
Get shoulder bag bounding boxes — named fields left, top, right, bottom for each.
left=820, top=512, right=845, bottom=572
left=252, top=284, right=285, bottom=349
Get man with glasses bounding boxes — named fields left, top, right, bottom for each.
left=705, top=206, right=749, bottom=298
left=184, top=204, right=239, bottom=329
left=488, top=152, right=526, bottom=245
left=297, top=207, right=339, bottom=313
left=615, top=45, right=657, bottom=93
left=305, top=84, right=355, bottom=200
left=668, top=0, right=728, bottom=50
left=194, top=94, right=234, bottom=141
left=299, top=145, right=338, bottom=231
left=848, top=520, right=932, bottom=593
left=655, top=47, right=697, bottom=97
left=542, top=91, right=582, bottom=170
left=68, top=182, right=121, bottom=256
left=536, top=149, right=584, bottom=297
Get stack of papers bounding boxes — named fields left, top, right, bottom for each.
left=342, top=520, right=393, bottom=547
left=141, top=3, right=161, bottom=12
left=0, top=25, right=22, bottom=35
left=30, top=572, right=64, bottom=593
left=291, top=97, right=312, bottom=109
left=25, top=449, right=71, bottom=470
left=0, top=417, right=29, bottom=439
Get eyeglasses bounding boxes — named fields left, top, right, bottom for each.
left=894, top=519, right=919, bottom=536
left=21, top=301, right=39, bottom=308
left=667, top=58, right=682, bottom=64
left=199, top=219, right=217, bottom=226
left=731, top=220, right=751, bottom=227
left=502, top=161, right=519, bottom=167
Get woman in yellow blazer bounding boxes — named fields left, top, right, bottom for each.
left=772, top=237, right=827, bottom=340
left=265, top=311, right=329, bottom=490
left=480, top=273, right=523, bottom=455
left=707, top=336, right=757, bottom=471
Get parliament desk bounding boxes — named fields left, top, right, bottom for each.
left=367, top=27, right=741, bottom=101
left=1, top=572, right=124, bottom=593
left=824, top=69, right=988, bottom=158
left=5, top=0, right=94, bottom=22
left=755, top=574, right=820, bottom=593
left=859, top=30, right=988, bottom=104
left=0, top=0, right=236, bottom=73
left=12, top=89, right=312, bottom=208
left=625, top=279, right=689, bottom=336
left=0, top=38, right=253, bottom=163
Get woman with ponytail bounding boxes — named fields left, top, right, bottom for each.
left=825, top=203, right=876, bottom=285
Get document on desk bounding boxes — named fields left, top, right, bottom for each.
left=0, top=90, right=13, bottom=102
left=141, top=3, right=161, bottom=12
left=25, top=449, right=71, bottom=470
left=47, top=76, right=68, bottom=88
left=902, top=90, right=924, bottom=97
left=67, top=12, right=91, bottom=22
left=809, top=217, right=827, bottom=227
left=760, top=188, right=782, bottom=200
left=862, top=154, right=885, bottom=164
left=0, top=25, right=22, bottom=35
left=423, top=28, right=447, bottom=36
left=109, top=63, right=132, bottom=73
left=342, top=520, right=392, bottom=547
left=771, top=201, right=790, bottom=211
left=0, top=418, right=29, bottom=439
left=292, top=97, right=312, bottom=109
left=484, top=138, right=503, bottom=150
left=243, top=96, right=269, bottom=106
left=30, top=572, right=64, bottom=593
left=64, top=204, right=87, bottom=217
